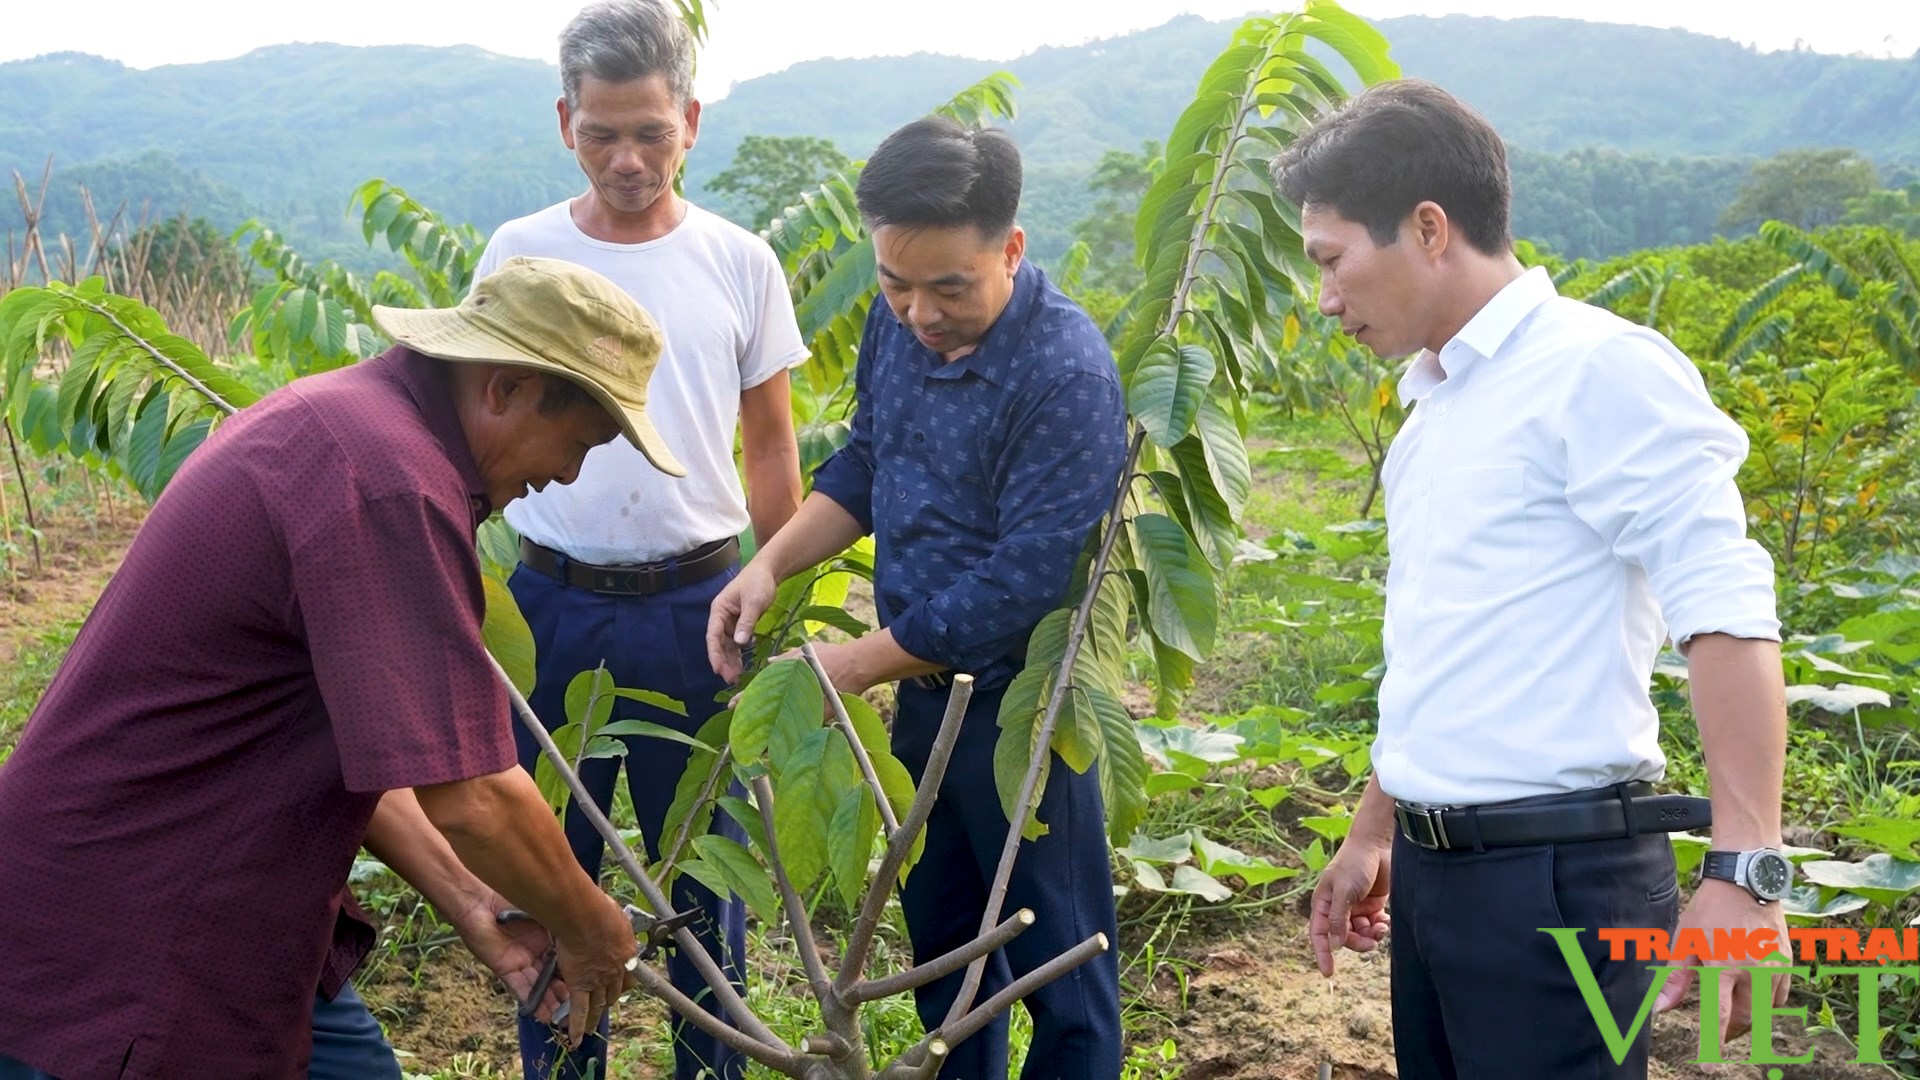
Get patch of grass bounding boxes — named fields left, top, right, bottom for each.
left=0, top=618, right=82, bottom=762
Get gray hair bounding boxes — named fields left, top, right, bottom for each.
left=558, top=0, right=696, bottom=108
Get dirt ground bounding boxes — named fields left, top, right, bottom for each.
left=0, top=503, right=138, bottom=666
left=0, top=497, right=1904, bottom=1080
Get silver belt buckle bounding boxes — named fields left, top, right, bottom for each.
left=1396, top=802, right=1453, bottom=850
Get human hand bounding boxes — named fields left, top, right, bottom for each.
left=707, top=562, right=779, bottom=683
left=1308, top=834, right=1392, bottom=977
left=452, top=891, right=567, bottom=1023
left=550, top=894, right=638, bottom=1048
left=1655, top=878, right=1791, bottom=1043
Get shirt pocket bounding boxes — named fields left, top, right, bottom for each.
left=1425, top=464, right=1532, bottom=593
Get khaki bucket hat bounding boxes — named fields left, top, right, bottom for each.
left=372, top=256, right=686, bottom=477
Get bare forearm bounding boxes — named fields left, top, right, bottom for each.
left=1348, top=774, right=1397, bottom=849
left=1683, top=632, right=1787, bottom=849
left=753, top=491, right=867, bottom=584
left=363, top=789, right=490, bottom=932
left=413, top=769, right=608, bottom=938
left=744, top=450, right=802, bottom=550
left=741, top=375, right=804, bottom=549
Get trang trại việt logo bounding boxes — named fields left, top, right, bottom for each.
left=1542, top=925, right=1920, bottom=1069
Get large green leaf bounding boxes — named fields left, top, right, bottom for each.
left=1797, top=854, right=1920, bottom=909
left=687, top=836, right=780, bottom=926
left=480, top=575, right=536, bottom=697
left=1133, top=513, right=1217, bottom=659
left=993, top=665, right=1052, bottom=842
left=1088, top=686, right=1149, bottom=846
left=729, top=658, right=822, bottom=774
left=828, top=784, right=882, bottom=910
left=1128, top=339, right=1216, bottom=448
left=1826, top=818, right=1920, bottom=857
left=770, top=728, right=833, bottom=891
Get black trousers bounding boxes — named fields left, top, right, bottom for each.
left=1390, top=827, right=1681, bottom=1079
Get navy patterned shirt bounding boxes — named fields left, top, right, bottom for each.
left=812, top=260, right=1128, bottom=691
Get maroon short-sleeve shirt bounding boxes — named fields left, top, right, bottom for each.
left=0, top=347, right=513, bottom=1079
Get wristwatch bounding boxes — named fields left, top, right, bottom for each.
left=1701, top=847, right=1794, bottom=903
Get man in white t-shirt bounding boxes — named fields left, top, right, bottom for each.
left=472, top=3, right=805, bottom=1078
left=1277, top=80, right=1791, bottom=1079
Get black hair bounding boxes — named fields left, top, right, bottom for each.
left=854, top=116, right=1022, bottom=237
left=1270, top=78, right=1512, bottom=255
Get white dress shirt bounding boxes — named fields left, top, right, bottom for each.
left=1372, top=266, right=1781, bottom=806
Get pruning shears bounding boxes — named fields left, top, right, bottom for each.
left=497, top=903, right=701, bottom=1026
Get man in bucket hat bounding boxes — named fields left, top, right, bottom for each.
left=0, top=256, right=674, bottom=1080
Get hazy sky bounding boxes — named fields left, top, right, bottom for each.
left=4, top=1, right=1914, bottom=102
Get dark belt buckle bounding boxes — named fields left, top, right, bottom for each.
left=1397, top=803, right=1453, bottom=850
left=911, top=671, right=954, bottom=690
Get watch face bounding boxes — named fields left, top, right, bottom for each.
left=1749, top=852, right=1793, bottom=899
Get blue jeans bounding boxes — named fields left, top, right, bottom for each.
left=509, top=560, right=749, bottom=1080
left=0, top=1054, right=55, bottom=1080
left=892, top=681, right=1123, bottom=1080
left=0, top=983, right=399, bottom=1080
left=310, top=981, right=403, bottom=1080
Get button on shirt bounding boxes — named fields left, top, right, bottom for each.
left=1373, top=267, right=1780, bottom=806
left=0, top=348, right=513, bottom=1078
left=811, top=262, right=1128, bottom=691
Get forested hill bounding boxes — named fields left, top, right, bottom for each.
left=3, top=12, right=1914, bottom=265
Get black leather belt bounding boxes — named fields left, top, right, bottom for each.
left=909, top=671, right=954, bottom=690
left=519, top=536, right=738, bottom=596
left=1394, top=781, right=1710, bottom=851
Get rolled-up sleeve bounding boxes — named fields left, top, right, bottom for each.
left=1562, top=330, right=1780, bottom=646
left=888, top=368, right=1128, bottom=671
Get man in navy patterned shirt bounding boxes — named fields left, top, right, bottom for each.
left=706, top=116, right=1128, bottom=1078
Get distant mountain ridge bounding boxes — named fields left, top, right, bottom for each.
left=3, top=13, right=1915, bottom=266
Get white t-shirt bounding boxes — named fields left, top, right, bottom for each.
left=473, top=200, right=807, bottom=564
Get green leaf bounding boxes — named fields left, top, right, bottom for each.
left=1252, top=785, right=1291, bottom=810
left=595, top=719, right=709, bottom=751
left=480, top=576, right=536, bottom=697
left=1302, top=815, right=1354, bottom=843
left=1797, top=855, right=1920, bottom=908
left=828, top=784, right=881, bottom=911
left=1133, top=514, right=1217, bottom=660
left=563, top=667, right=617, bottom=735
left=1168, top=865, right=1234, bottom=902
left=994, top=665, right=1052, bottom=842
left=1128, top=339, right=1216, bottom=448
left=1087, top=686, right=1148, bottom=846
left=1051, top=686, right=1104, bottom=775
left=1196, top=395, right=1251, bottom=518
left=610, top=687, right=688, bottom=716
left=1825, top=817, right=1920, bottom=857
left=1119, top=831, right=1196, bottom=865
left=657, top=710, right=733, bottom=870
left=796, top=604, right=868, bottom=638
left=716, top=795, right=770, bottom=856
left=1135, top=722, right=1243, bottom=767
left=688, top=836, right=780, bottom=926
left=1195, top=835, right=1297, bottom=888
left=1779, top=885, right=1871, bottom=925
left=770, top=728, right=833, bottom=891
left=1785, top=683, right=1891, bottom=713
left=729, top=658, right=822, bottom=773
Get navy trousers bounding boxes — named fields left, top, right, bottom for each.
left=309, top=981, right=403, bottom=1080
left=1, top=983, right=400, bottom=1080
left=509, top=560, right=749, bottom=1080
left=1389, top=826, right=1681, bottom=1079
left=891, top=681, right=1123, bottom=1080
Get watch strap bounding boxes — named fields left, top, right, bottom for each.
left=1702, top=850, right=1742, bottom=883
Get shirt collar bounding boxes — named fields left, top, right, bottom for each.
left=381, top=346, right=494, bottom=524
left=923, top=260, right=1041, bottom=385
left=1397, top=265, right=1556, bottom=405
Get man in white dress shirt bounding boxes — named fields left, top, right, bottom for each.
left=1274, top=79, right=1792, bottom=1077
